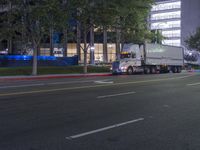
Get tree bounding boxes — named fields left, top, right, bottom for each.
left=94, top=0, right=117, bottom=62
left=43, top=0, right=69, bottom=56
left=0, top=0, right=20, bottom=54
left=185, top=27, right=200, bottom=51
left=102, top=0, right=153, bottom=59
left=72, top=0, right=100, bottom=73
left=19, top=0, right=49, bottom=75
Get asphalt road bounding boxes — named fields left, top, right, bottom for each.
left=0, top=72, right=200, bottom=150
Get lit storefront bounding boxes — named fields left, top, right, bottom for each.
left=40, top=43, right=117, bottom=63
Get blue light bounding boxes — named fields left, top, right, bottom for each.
left=0, top=55, right=57, bottom=61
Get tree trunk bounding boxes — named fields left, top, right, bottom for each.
left=83, top=28, right=87, bottom=74
left=116, top=27, right=121, bottom=60
left=8, top=1, right=13, bottom=54
left=76, top=21, right=81, bottom=61
left=37, top=43, right=40, bottom=56
left=90, top=25, right=94, bottom=64
left=50, top=27, right=54, bottom=56
left=103, top=26, right=108, bottom=62
left=8, top=38, right=13, bottom=54
left=63, top=28, right=68, bottom=57
left=32, top=43, right=38, bottom=76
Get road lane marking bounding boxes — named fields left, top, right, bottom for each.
left=0, top=74, right=195, bottom=97
left=94, top=80, right=114, bottom=84
left=65, top=118, right=144, bottom=140
left=187, top=82, right=200, bottom=86
left=0, top=83, right=44, bottom=89
left=49, top=79, right=109, bottom=85
left=0, top=79, right=106, bottom=89
left=97, top=91, right=136, bottom=99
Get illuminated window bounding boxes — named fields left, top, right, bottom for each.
left=151, top=20, right=181, bottom=30
left=162, top=39, right=181, bottom=46
left=152, top=1, right=181, bottom=11
left=151, top=11, right=181, bottom=21
left=162, top=30, right=181, bottom=38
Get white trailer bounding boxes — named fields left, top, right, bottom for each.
left=111, top=43, right=184, bottom=75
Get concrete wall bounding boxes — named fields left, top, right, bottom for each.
left=181, top=0, right=200, bottom=46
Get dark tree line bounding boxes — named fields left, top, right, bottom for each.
left=0, top=0, right=153, bottom=74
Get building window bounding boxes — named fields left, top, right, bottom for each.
left=151, top=11, right=181, bottom=21
left=162, top=39, right=181, bottom=46
left=151, top=20, right=181, bottom=30
left=162, top=30, right=181, bottom=38
left=152, top=1, right=181, bottom=11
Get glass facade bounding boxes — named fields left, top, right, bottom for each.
left=40, top=43, right=116, bottom=63
left=149, top=0, right=181, bottom=46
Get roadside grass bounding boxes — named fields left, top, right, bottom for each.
left=0, top=66, right=111, bottom=76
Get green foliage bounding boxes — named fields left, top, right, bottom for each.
left=0, top=0, right=154, bottom=74
left=185, top=27, right=200, bottom=51
left=0, top=66, right=110, bottom=76
left=115, top=0, right=154, bottom=44
left=1, top=0, right=154, bottom=47
left=150, top=29, right=165, bottom=44
left=0, top=0, right=21, bottom=41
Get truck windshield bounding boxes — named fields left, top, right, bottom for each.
left=121, top=54, right=131, bottom=59
left=120, top=53, right=136, bottom=59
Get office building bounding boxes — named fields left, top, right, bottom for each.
left=149, top=0, right=200, bottom=47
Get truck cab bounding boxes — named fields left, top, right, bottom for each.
left=112, top=44, right=144, bottom=74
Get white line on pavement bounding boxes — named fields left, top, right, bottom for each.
left=94, top=81, right=114, bottom=84
left=94, top=79, right=114, bottom=84
left=0, top=83, right=44, bottom=89
left=49, top=80, right=100, bottom=85
left=0, top=79, right=105, bottom=89
left=97, top=91, right=136, bottom=99
left=0, top=74, right=195, bottom=97
left=187, top=82, right=200, bottom=86
left=65, top=118, right=144, bottom=140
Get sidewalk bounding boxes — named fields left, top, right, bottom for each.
left=0, top=73, right=112, bottom=81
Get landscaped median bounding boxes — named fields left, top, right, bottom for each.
left=0, top=66, right=111, bottom=76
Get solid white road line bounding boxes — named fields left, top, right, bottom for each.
left=0, top=79, right=105, bottom=89
left=0, top=74, right=194, bottom=97
left=0, top=83, right=44, bottom=89
left=65, top=118, right=144, bottom=140
left=97, top=91, right=136, bottom=99
left=49, top=80, right=99, bottom=85
left=94, top=81, right=114, bottom=84
left=94, top=79, right=114, bottom=84
left=187, top=82, right=200, bottom=86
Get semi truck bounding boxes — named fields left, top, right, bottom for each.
left=111, top=43, right=184, bottom=75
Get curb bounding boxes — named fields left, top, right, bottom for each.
left=0, top=73, right=112, bottom=82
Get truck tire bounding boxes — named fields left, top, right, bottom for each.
left=172, top=67, right=178, bottom=73
left=177, top=67, right=181, bottom=73
left=144, top=67, right=150, bottom=74
left=151, top=67, right=156, bottom=74
left=127, top=67, right=133, bottom=75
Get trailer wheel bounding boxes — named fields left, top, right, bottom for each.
left=127, top=67, right=133, bottom=75
left=151, top=67, right=156, bottom=74
left=177, top=67, right=181, bottom=73
left=172, top=67, right=178, bottom=73
left=144, top=67, right=150, bottom=74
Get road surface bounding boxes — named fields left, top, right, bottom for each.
left=0, top=72, right=200, bottom=150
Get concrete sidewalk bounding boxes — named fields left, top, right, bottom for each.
left=0, top=73, right=112, bottom=81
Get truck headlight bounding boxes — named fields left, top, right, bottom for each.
left=120, top=66, right=127, bottom=70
